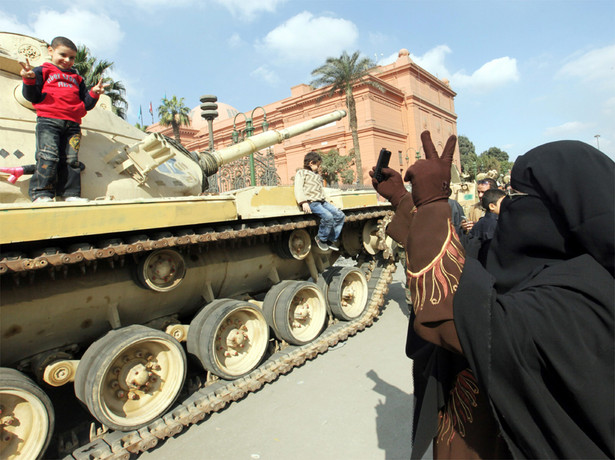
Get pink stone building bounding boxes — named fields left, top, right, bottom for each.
left=148, top=49, right=459, bottom=186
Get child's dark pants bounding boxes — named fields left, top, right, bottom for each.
left=29, top=117, right=82, bottom=200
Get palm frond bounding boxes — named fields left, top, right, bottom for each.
left=74, top=45, right=127, bottom=118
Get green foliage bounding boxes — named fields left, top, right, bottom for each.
left=481, top=146, right=513, bottom=178
left=482, top=146, right=509, bottom=163
left=311, top=51, right=382, bottom=185
left=319, top=149, right=355, bottom=185
left=134, top=123, right=149, bottom=132
left=158, top=96, right=191, bottom=144
left=480, top=155, right=501, bottom=173
left=458, top=135, right=513, bottom=181
left=459, top=135, right=478, bottom=179
left=310, top=51, right=381, bottom=97
left=74, top=45, right=127, bottom=119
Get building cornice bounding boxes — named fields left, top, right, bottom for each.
left=405, top=94, right=458, bottom=119
left=375, top=60, right=457, bottom=97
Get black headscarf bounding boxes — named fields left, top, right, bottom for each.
left=486, top=140, right=614, bottom=292
left=454, top=140, right=615, bottom=458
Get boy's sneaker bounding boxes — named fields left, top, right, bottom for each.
left=33, top=196, right=53, bottom=203
left=65, top=196, right=89, bottom=202
left=314, top=236, right=329, bottom=251
left=327, top=241, right=340, bottom=251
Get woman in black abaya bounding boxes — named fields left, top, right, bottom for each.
left=373, top=138, right=614, bottom=459
left=454, top=140, right=614, bottom=458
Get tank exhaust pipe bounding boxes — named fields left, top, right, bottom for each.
left=198, top=110, right=347, bottom=176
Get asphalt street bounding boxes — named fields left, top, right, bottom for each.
left=138, top=262, right=428, bottom=460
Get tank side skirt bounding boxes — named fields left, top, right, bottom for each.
left=0, top=208, right=391, bottom=275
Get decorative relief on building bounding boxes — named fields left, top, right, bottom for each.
left=18, top=45, right=40, bottom=61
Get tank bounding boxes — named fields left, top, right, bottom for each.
left=0, top=33, right=397, bottom=460
left=449, top=163, right=478, bottom=216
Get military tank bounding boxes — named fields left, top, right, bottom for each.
left=0, top=33, right=397, bottom=460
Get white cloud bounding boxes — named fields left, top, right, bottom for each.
left=250, top=65, right=281, bottom=86
left=0, top=7, right=123, bottom=57
left=28, top=8, right=123, bottom=56
left=557, top=44, right=615, bottom=90
left=212, top=0, right=288, bottom=21
left=560, top=44, right=615, bottom=78
left=128, top=0, right=195, bottom=7
left=452, top=57, right=519, bottom=92
left=0, top=12, right=35, bottom=37
left=379, top=46, right=454, bottom=76
left=380, top=45, right=519, bottom=93
left=543, top=121, right=591, bottom=137
left=258, top=12, right=358, bottom=64
left=378, top=52, right=397, bottom=66
left=411, top=45, right=453, bottom=80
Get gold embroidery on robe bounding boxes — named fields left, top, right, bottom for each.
left=406, top=219, right=465, bottom=313
left=437, top=368, right=479, bottom=444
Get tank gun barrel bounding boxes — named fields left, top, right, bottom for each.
left=199, top=110, right=347, bottom=176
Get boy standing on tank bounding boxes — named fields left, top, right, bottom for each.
left=19, top=36, right=107, bottom=202
left=294, top=151, right=345, bottom=251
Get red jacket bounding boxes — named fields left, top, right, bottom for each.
left=22, top=62, right=99, bottom=124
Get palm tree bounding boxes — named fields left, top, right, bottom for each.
left=74, top=45, right=128, bottom=119
left=158, top=96, right=191, bottom=144
left=311, top=51, right=383, bottom=185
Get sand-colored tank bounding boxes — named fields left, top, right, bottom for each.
left=449, top=163, right=478, bottom=216
left=0, top=33, right=397, bottom=460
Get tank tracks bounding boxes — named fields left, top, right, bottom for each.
left=0, top=208, right=392, bottom=277
left=1, top=208, right=397, bottom=459
left=59, top=256, right=396, bottom=460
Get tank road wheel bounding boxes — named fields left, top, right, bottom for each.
left=0, top=368, right=54, bottom=460
left=137, top=249, right=186, bottom=292
left=74, top=325, right=186, bottom=431
left=263, top=281, right=327, bottom=345
left=276, top=229, right=312, bottom=260
left=188, top=300, right=269, bottom=380
left=326, top=267, right=369, bottom=320
left=362, top=220, right=381, bottom=255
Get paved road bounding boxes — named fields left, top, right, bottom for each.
left=139, top=263, right=427, bottom=460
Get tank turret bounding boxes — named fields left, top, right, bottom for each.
left=0, top=32, right=396, bottom=460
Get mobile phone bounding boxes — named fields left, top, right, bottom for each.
left=374, top=148, right=391, bottom=182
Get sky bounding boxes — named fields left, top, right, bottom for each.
left=1, top=0, right=614, bottom=161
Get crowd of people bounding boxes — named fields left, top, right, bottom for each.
left=292, top=130, right=614, bottom=459
left=371, top=132, right=614, bottom=459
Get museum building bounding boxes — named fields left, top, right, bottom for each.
left=147, top=49, right=460, bottom=187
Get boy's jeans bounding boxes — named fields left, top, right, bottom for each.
left=29, top=117, right=82, bottom=200
left=309, top=201, right=345, bottom=242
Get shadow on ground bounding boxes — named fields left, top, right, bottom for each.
left=367, top=369, right=413, bottom=460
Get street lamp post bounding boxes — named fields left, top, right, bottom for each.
left=415, top=145, right=424, bottom=160
left=200, top=95, right=218, bottom=152
left=594, top=134, right=601, bottom=150
left=231, top=107, right=269, bottom=186
left=405, top=146, right=423, bottom=165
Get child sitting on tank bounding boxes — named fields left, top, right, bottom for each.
left=294, top=151, right=345, bottom=252
left=19, top=36, right=107, bottom=203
